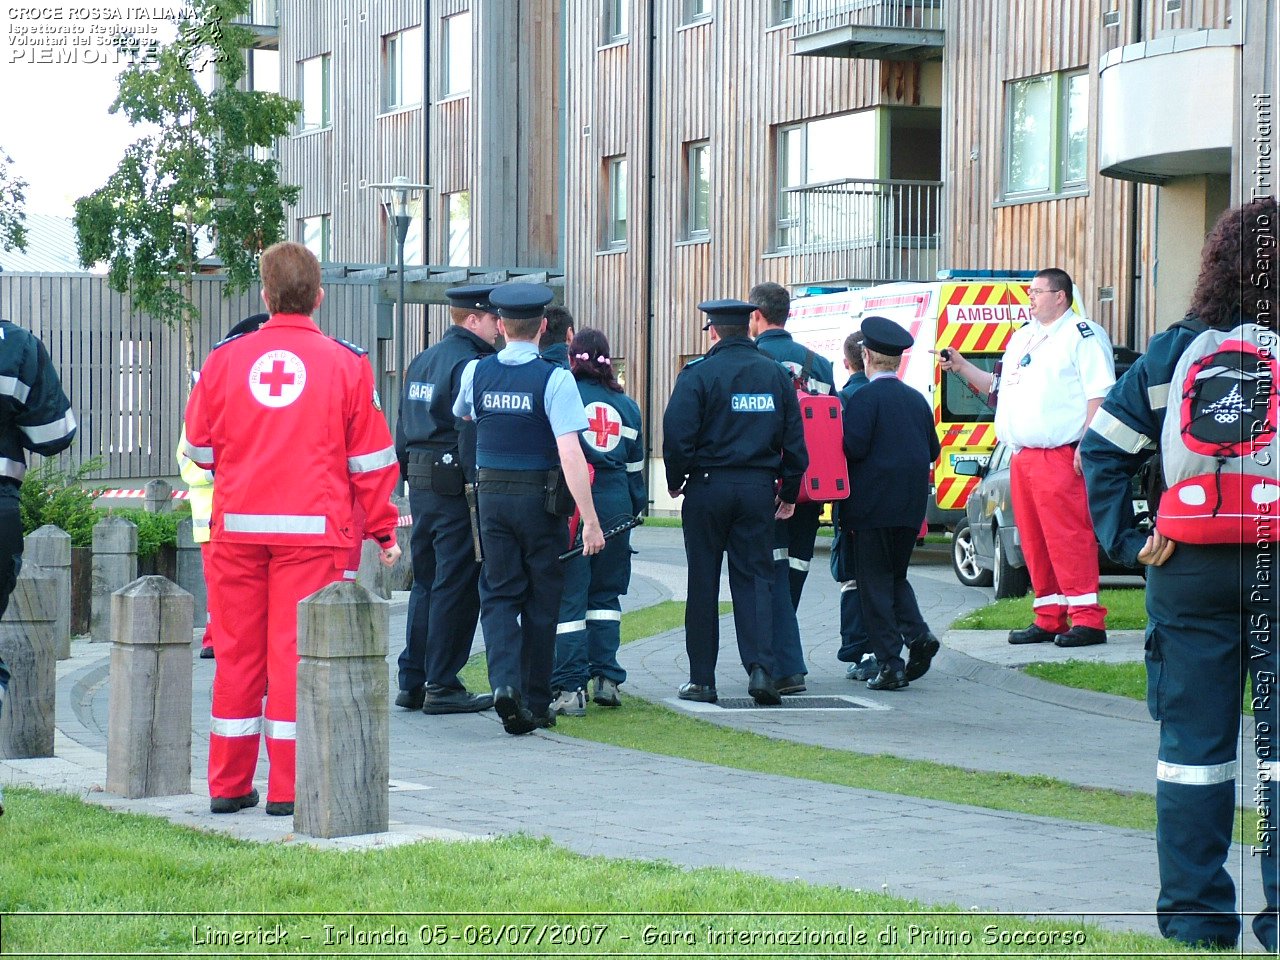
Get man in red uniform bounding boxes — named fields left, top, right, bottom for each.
left=184, top=242, right=401, bottom=816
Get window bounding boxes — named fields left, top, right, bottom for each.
left=1005, top=70, right=1088, bottom=198
left=684, top=141, right=710, bottom=240
left=444, top=191, right=471, bottom=266
left=442, top=12, right=471, bottom=96
left=383, top=27, right=423, bottom=110
left=941, top=354, right=999, bottom=423
left=776, top=111, right=878, bottom=249
left=773, top=0, right=805, bottom=23
left=299, top=214, right=331, bottom=262
left=299, top=54, right=330, bottom=131
left=603, top=0, right=628, bottom=42
left=684, top=0, right=712, bottom=23
left=603, top=156, right=628, bottom=249
left=384, top=201, right=425, bottom=267
left=247, top=48, right=279, bottom=94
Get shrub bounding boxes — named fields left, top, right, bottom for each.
left=20, top=458, right=104, bottom=548
left=106, top=508, right=181, bottom=560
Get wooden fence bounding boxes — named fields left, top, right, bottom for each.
left=0, top=273, right=400, bottom=481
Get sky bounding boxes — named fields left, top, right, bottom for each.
left=0, top=3, right=187, bottom=217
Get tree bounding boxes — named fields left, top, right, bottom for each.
left=0, top=146, right=29, bottom=253
left=74, top=0, right=300, bottom=381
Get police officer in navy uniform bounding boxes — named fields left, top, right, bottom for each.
left=748, top=281, right=834, bottom=695
left=1081, top=197, right=1279, bottom=951
left=663, top=298, right=808, bottom=706
left=0, top=317, right=77, bottom=817
left=842, top=317, right=941, bottom=692
left=394, top=285, right=501, bottom=714
left=453, top=284, right=605, bottom=735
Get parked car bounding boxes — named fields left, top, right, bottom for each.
left=950, top=439, right=1152, bottom=597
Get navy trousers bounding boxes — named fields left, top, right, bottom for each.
left=852, top=525, right=929, bottom=673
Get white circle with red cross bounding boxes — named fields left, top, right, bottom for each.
left=248, top=350, right=307, bottom=408
left=583, top=401, right=623, bottom=452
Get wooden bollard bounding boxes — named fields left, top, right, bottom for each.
left=355, top=539, right=390, bottom=599
left=143, top=478, right=173, bottom=514
left=24, top=525, right=72, bottom=659
left=0, top=563, right=57, bottom=758
left=295, top=581, right=389, bottom=838
left=106, top=577, right=193, bottom=798
left=91, top=515, right=137, bottom=643
left=174, top=518, right=207, bottom=633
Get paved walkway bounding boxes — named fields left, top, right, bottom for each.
left=1, top=526, right=1271, bottom=947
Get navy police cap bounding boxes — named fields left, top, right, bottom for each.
left=698, top=298, right=757, bottom=330
left=489, top=283, right=555, bottom=320
left=859, top=315, right=914, bottom=357
left=445, top=284, right=499, bottom=314
left=226, top=312, right=268, bottom=339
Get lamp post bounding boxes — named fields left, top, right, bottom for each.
left=368, top=176, right=429, bottom=402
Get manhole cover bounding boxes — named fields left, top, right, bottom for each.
left=715, top=696, right=867, bottom=710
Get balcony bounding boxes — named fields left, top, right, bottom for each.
left=791, top=0, right=944, bottom=61
left=233, top=0, right=279, bottom=46
left=1097, top=30, right=1237, bottom=184
left=778, top=178, right=941, bottom=283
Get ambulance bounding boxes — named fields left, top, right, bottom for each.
left=786, top=271, right=1084, bottom=528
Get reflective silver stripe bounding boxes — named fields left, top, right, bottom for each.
left=342, top=569, right=358, bottom=580
left=209, top=715, right=262, bottom=738
left=625, top=460, right=644, bottom=473
left=264, top=719, right=296, bottom=741
left=556, top=619, right=587, bottom=634
left=772, top=548, right=788, bottom=562
left=1032, top=594, right=1066, bottom=608
left=1148, top=382, right=1171, bottom=411
left=586, top=609, right=622, bottom=622
left=1066, top=592, right=1099, bottom=606
left=619, top=425, right=639, bottom=440
left=0, top=375, right=31, bottom=404
left=193, top=518, right=210, bottom=531
left=1089, top=409, right=1154, bottom=455
left=788, top=557, right=812, bottom=572
left=223, top=513, right=326, bottom=535
left=348, top=444, right=398, bottom=474
left=1157, top=759, right=1237, bottom=786
left=21, top=410, right=77, bottom=445
left=184, top=440, right=214, bottom=463
left=0, top=458, right=26, bottom=481
left=840, top=580, right=859, bottom=593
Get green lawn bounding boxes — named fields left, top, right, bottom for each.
left=951, top=588, right=1148, bottom=630
left=1025, top=659, right=1256, bottom=716
left=0, top=788, right=1200, bottom=957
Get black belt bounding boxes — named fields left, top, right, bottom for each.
left=477, top=467, right=548, bottom=494
left=688, top=467, right=776, bottom=484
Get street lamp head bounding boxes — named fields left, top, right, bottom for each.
left=367, top=177, right=430, bottom=221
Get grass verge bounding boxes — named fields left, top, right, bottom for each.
left=951, top=588, right=1148, bottom=630
left=1025, top=660, right=1255, bottom=716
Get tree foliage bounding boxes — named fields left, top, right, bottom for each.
left=74, top=0, right=300, bottom=377
left=0, top=146, right=29, bottom=253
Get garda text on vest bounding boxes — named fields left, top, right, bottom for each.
left=732, top=394, right=776, bottom=413
left=481, top=391, right=535, bottom=413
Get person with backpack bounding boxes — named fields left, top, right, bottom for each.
left=1080, top=197, right=1280, bottom=952
left=749, top=281, right=834, bottom=694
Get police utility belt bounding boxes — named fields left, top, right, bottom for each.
left=477, top=467, right=576, bottom=516
left=406, top=452, right=466, bottom=496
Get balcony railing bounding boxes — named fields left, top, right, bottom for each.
left=778, top=177, right=941, bottom=283
left=791, top=0, right=944, bottom=60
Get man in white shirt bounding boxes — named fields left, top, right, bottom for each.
left=939, top=268, right=1115, bottom=647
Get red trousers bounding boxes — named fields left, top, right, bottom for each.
left=1009, top=445, right=1107, bottom=632
left=205, top=541, right=347, bottom=803
left=199, top=542, right=215, bottom=651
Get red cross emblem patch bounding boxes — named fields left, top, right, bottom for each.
left=583, top=401, right=623, bottom=452
left=248, top=350, right=307, bottom=408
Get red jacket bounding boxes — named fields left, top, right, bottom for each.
left=183, top=313, right=398, bottom=549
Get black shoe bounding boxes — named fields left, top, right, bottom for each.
left=265, top=801, right=294, bottom=817
left=747, top=665, right=781, bottom=706
left=866, top=667, right=909, bottom=691
left=493, top=686, right=538, bottom=735
left=210, top=789, right=259, bottom=814
left=422, top=687, right=494, bottom=715
left=394, top=685, right=426, bottom=710
left=677, top=682, right=718, bottom=703
left=904, top=632, right=941, bottom=681
left=532, top=711, right=556, bottom=730
left=775, top=674, right=806, bottom=695
left=1008, top=623, right=1058, bottom=645
left=199, top=646, right=215, bottom=660
left=1054, top=626, right=1108, bottom=648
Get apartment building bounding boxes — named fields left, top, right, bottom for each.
left=256, top=0, right=1274, bottom=458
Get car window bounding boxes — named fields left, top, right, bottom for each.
left=942, top=353, right=1000, bottom=423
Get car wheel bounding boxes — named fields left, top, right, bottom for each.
left=992, top=527, right=1030, bottom=599
left=951, top=518, right=992, bottom=587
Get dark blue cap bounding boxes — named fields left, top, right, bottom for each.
left=859, top=315, right=914, bottom=357
left=698, top=298, right=757, bottom=330
left=445, top=284, right=499, bottom=314
left=226, top=313, right=268, bottom=339
left=489, top=283, right=555, bottom=320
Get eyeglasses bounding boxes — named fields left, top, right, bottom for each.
left=1027, top=287, right=1060, bottom=298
